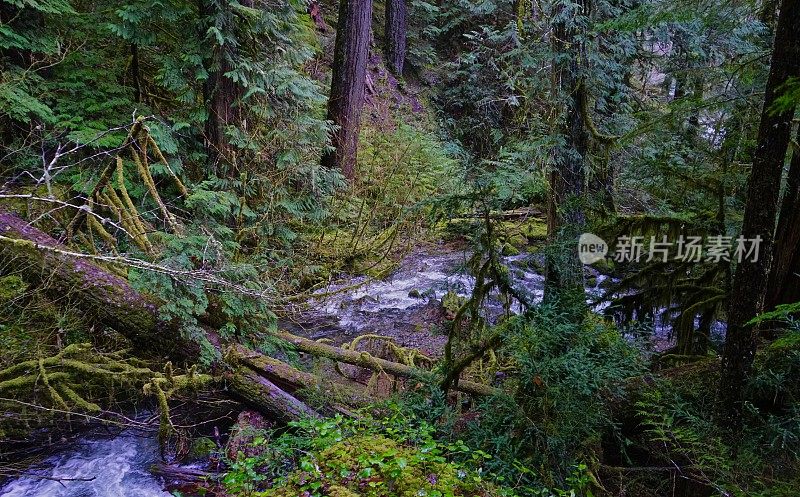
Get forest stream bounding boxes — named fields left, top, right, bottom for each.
left=2, top=0, right=797, bottom=492
left=0, top=245, right=612, bottom=497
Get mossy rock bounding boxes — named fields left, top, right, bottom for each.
left=496, top=222, right=532, bottom=249
left=189, top=436, right=218, bottom=460
left=528, top=257, right=546, bottom=275
left=421, top=288, right=436, bottom=299
left=262, top=435, right=490, bottom=497
left=438, top=218, right=480, bottom=241
left=440, top=290, right=466, bottom=318
left=507, top=234, right=528, bottom=249
left=520, top=219, right=548, bottom=241
left=501, top=243, right=520, bottom=256
left=408, top=289, right=422, bottom=299
left=591, top=257, right=615, bottom=274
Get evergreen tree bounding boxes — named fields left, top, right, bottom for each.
left=321, top=0, right=373, bottom=179
left=545, top=0, right=590, bottom=299
left=719, top=0, right=800, bottom=425
left=766, top=126, right=800, bottom=310
left=384, top=0, right=407, bottom=75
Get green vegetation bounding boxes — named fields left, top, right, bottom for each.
left=1, top=0, right=799, bottom=494
left=223, top=405, right=595, bottom=496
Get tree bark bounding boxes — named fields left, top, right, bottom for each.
left=131, top=44, right=142, bottom=103
left=198, top=0, right=245, bottom=170
left=544, top=0, right=589, bottom=298
left=321, top=0, right=373, bottom=179
left=229, top=346, right=374, bottom=407
left=384, top=0, right=407, bottom=75
left=766, top=126, right=800, bottom=310
left=206, top=54, right=242, bottom=168
left=225, top=367, right=320, bottom=423
left=308, top=0, right=329, bottom=32
left=718, top=0, right=800, bottom=423
left=0, top=210, right=164, bottom=356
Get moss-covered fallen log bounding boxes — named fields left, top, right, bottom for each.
left=0, top=210, right=167, bottom=357
left=225, top=367, right=320, bottom=423
left=228, top=347, right=373, bottom=407
left=0, top=209, right=500, bottom=424
left=0, top=209, right=320, bottom=421
left=276, top=332, right=500, bottom=397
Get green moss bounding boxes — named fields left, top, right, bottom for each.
left=591, top=258, right=615, bottom=274
left=520, top=219, right=548, bottom=241
left=440, top=290, right=466, bottom=316
left=0, top=275, right=87, bottom=366
left=189, top=436, right=218, bottom=460
left=261, top=435, right=487, bottom=497
left=0, top=276, right=27, bottom=300
left=327, top=486, right=360, bottom=497
left=501, top=243, right=520, bottom=256
left=356, top=258, right=399, bottom=280
left=438, top=218, right=478, bottom=241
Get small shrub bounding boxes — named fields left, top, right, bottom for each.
left=460, top=304, right=643, bottom=489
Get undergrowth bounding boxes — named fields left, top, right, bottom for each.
left=222, top=403, right=595, bottom=497
left=299, top=117, right=460, bottom=282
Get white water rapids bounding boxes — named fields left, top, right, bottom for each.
left=0, top=430, right=170, bottom=497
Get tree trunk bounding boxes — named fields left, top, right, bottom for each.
left=766, top=126, right=800, bottom=310
left=229, top=346, right=374, bottom=407
left=544, top=0, right=589, bottom=298
left=718, top=0, right=800, bottom=424
left=225, top=367, right=320, bottom=423
left=384, top=0, right=406, bottom=75
left=0, top=210, right=164, bottom=356
left=321, top=0, right=373, bottom=179
left=131, top=44, right=142, bottom=103
left=207, top=55, right=242, bottom=167
left=308, top=0, right=329, bottom=33
left=198, top=0, right=244, bottom=170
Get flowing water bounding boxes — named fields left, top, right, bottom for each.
left=0, top=429, right=170, bottom=497
left=282, top=246, right=555, bottom=355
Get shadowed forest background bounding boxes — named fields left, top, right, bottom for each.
left=0, top=0, right=799, bottom=495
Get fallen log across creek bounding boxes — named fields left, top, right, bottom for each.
left=0, top=209, right=500, bottom=424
